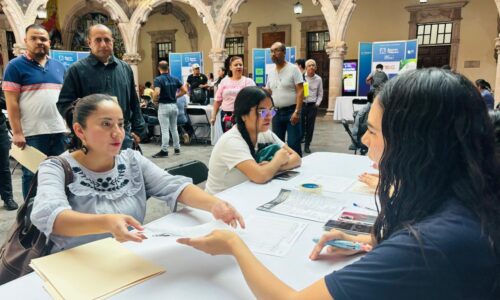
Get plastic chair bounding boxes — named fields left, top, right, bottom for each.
left=186, top=107, right=211, bottom=144
left=341, top=119, right=368, bottom=155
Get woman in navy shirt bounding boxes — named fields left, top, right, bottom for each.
left=179, top=68, right=499, bottom=300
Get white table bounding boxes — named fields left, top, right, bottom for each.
left=0, top=153, right=375, bottom=299
left=333, top=96, right=368, bottom=122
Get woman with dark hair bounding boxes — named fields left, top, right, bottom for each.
left=475, top=79, right=494, bottom=110
left=205, top=86, right=301, bottom=195
left=211, top=56, right=255, bottom=132
left=31, top=94, right=244, bottom=253
left=180, top=69, right=499, bottom=299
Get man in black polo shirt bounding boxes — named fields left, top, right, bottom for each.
left=58, top=24, right=147, bottom=150
left=152, top=60, right=187, bottom=158
left=186, top=63, right=208, bottom=105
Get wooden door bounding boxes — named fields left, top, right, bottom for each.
left=308, top=51, right=329, bottom=109
left=262, top=32, right=285, bottom=48
left=417, top=45, right=451, bottom=68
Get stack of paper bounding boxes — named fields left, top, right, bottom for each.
left=30, top=238, right=165, bottom=300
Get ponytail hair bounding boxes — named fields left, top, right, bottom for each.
left=233, top=86, right=273, bottom=158
left=64, top=94, right=118, bottom=152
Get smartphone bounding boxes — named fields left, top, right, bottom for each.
left=324, top=219, right=373, bottom=235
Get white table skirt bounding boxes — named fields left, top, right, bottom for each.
left=333, top=96, right=367, bottom=121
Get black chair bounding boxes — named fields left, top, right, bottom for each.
left=141, top=107, right=161, bottom=143
left=186, top=107, right=211, bottom=144
left=165, top=160, right=208, bottom=185
left=341, top=119, right=368, bottom=155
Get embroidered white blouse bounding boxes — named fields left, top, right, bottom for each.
left=32, top=149, right=192, bottom=253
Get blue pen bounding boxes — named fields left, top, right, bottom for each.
left=312, top=238, right=373, bottom=252
left=353, top=203, right=377, bottom=212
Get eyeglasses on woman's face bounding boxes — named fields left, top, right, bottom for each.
left=257, top=107, right=277, bottom=118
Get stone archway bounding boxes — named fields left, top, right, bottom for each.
left=0, top=0, right=48, bottom=53
left=61, top=1, right=112, bottom=50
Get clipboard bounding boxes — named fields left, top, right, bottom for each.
left=9, top=144, right=47, bottom=173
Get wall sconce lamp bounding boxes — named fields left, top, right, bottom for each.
left=294, top=1, right=303, bottom=15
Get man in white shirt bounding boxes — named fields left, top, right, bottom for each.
left=265, top=42, right=304, bottom=156
left=302, top=59, right=323, bottom=154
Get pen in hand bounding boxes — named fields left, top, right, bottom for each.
left=312, top=238, right=373, bottom=252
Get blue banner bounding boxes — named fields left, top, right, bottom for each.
left=357, top=40, right=418, bottom=96
left=168, top=52, right=203, bottom=83
left=372, top=42, right=405, bottom=62
left=358, top=42, right=373, bottom=96
left=50, top=50, right=89, bottom=69
left=252, top=49, right=266, bottom=86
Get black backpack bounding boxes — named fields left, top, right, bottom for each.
left=0, top=157, right=73, bottom=284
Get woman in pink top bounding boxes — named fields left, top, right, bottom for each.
left=211, top=56, right=255, bottom=131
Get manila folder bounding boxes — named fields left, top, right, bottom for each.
left=30, top=238, right=165, bottom=300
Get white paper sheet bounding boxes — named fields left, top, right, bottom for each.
left=237, top=216, right=307, bottom=257
left=144, top=220, right=231, bottom=238
left=258, top=189, right=344, bottom=222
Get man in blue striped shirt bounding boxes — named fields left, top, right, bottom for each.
left=3, top=24, right=67, bottom=199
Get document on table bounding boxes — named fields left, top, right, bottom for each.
left=297, top=175, right=357, bottom=193
left=30, top=238, right=165, bottom=300
left=145, top=220, right=231, bottom=238
left=9, top=144, right=47, bottom=173
left=257, top=189, right=344, bottom=223
left=236, top=216, right=307, bottom=257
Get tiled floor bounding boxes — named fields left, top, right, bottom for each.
left=0, top=114, right=356, bottom=244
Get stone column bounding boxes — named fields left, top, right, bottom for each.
left=325, top=41, right=347, bottom=117
left=495, top=35, right=500, bottom=106
left=209, top=48, right=227, bottom=76
left=122, top=53, right=142, bottom=95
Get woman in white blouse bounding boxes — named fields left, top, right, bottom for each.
left=32, top=94, right=244, bottom=253
left=205, top=87, right=301, bottom=195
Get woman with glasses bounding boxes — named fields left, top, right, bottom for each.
left=205, top=86, right=301, bottom=195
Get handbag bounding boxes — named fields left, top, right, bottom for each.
left=255, top=144, right=282, bottom=163
left=0, top=156, right=73, bottom=285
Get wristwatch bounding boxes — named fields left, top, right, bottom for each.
left=294, top=110, right=301, bottom=115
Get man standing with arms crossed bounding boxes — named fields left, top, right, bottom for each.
left=151, top=60, right=187, bottom=158
left=265, top=42, right=304, bottom=156
left=3, top=24, right=67, bottom=199
left=58, top=24, right=147, bottom=149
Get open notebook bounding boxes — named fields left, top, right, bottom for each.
left=30, top=238, right=165, bottom=300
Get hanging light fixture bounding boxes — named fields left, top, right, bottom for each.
left=37, top=5, right=47, bottom=19
left=294, top=1, right=303, bottom=15
left=419, top=0, right=428, bottom=3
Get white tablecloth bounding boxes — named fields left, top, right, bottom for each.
left=0, top=153, right=376, bottom=299
left=333, top=96, right=368, bottom=121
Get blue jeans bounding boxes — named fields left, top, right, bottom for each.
left=272, top=106, right=302, bottom=156
left=158, top=103, right=180, bottom=152
left=22, top=133, right=66, bottom=199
